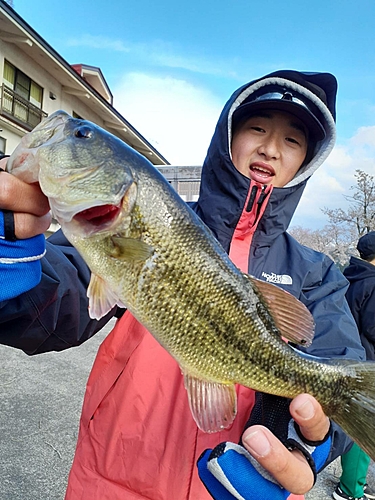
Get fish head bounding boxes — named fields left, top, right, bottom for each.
left=8, top=110, right=139, bottom=239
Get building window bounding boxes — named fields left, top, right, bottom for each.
left=1, top=60, right=46, bottom=130
left=0, top=137, right=6, bottom=155
left=178, top=181, right=200, bottom=202
left=72, top=111, right=84, bottom=119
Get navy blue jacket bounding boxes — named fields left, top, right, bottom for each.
left=344, top=256, right=375, bottom=360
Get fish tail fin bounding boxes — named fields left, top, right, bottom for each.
left=333, top=361, right=375, bottom=461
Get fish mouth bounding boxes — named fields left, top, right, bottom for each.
left=57, top=181, right=137, bottom=238
left=73, top=203, right=122, bottom=231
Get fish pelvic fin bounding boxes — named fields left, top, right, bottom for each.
left=183, top=372, right=237, bottom=433
left=87, top=273, right=125, bottom=319
left=331, top=360, right=375, bottom=462
left=245, top=274, right=315, bottom=347
left=109, top=236, right=154, bottom=262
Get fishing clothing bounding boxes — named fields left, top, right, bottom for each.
left=336, top=443, right=371, bottom=499
left=0, top=159, right=45, bottom=301
left=0, top=70, right=364, bottom=500
left=0, top=209, right=45, bottom=302
left=343, top=255, right=375, bottom=360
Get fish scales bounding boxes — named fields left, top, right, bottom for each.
left=7, top=110, right=375, bottom=461
left=69, top=161, right=359, bottom=415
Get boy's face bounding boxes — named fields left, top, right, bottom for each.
left=231, top=110, right=308, bottom=187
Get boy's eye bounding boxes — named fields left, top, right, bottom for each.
left=286, top=137, right=300, bottom=145
left=251, top=126, right=265, bottom=132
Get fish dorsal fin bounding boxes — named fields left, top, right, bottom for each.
left=109, top=236, right=154, bottom=262
left=245, top=274, right=315, bottom=347
left=87, top=273, right=124, bottom=320
left=183, top=372, right=237, bottom=433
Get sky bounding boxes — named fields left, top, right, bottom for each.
left=10, top=0, right=375, bottom=229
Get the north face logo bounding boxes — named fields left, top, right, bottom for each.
left=261, top=272, right=293, bottom=285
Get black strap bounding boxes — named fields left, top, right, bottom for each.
left=2, top=209, right=16, bottom=241
left=0, top=163, right=17, bottom=241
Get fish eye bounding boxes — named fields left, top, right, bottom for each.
left=74, top=126, right=93, bottom=139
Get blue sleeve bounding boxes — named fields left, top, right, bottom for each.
left=0, top=229, right=119, bottom=355
left=0, top=210, right=45, bottom=301
left=197, top=432, right=334, bottom=500
left=198, top=445, right=291, bottom=500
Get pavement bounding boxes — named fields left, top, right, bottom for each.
left=0, top=318, right=374, bottom=500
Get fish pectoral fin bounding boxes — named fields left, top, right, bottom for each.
left=87, top=273, right=124, bottom=320
left=245, top=274, right=315, bottom=347
left=183, top=372, right=237, bottom=433
left=109, top=236, right=154, bottom=262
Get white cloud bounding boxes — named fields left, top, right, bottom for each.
left=292, top=134, right=375, bottom=229
left=350, top=125, right=375, bottom=148
left=67, top=34, right=131, bottom=52
left=113, top=72, right=222, bottom=164
left=66, top=35, right=238, bottom=77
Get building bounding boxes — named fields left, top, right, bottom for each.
left=0, top=0, right=169, bottom=163
left=0, top=0, right=202, bottom=205
left=157, top=165, right=202, bottom=202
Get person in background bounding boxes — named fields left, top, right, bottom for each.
left=0, top=70, right=365, bottom=500
left=332, top=231, right=375, bottom=500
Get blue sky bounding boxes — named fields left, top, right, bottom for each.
left=12, top=0, right=375, bottom=228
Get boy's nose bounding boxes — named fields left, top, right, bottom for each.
left=257, top=139, right=281, bottom=160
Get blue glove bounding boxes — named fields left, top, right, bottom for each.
left=198, top=442, right=290, bottom=500
left=197, top=420, right=332, bottom=500
left=0, top=210, right=46, bottom=301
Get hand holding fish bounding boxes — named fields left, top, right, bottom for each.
left=243, top=394, right=329, bottom=492
left=0, top=155, right=50, bottom=301
left=199, top=394, right=330, bottom=498
left=0, top=156, right=51, bottom=239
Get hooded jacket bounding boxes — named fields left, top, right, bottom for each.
left=194, top=70, right=362, bottom=361
left=0, top=70, right=364, bottom=500
left=344, top=255, right=375, bottom=360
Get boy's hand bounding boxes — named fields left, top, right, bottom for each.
left=241, top=394, right=329, bottom=494
left=0, top=157, right=51, bottom=238
left=198, top=394, right=331, bottom=499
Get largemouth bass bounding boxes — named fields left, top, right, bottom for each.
left=8, top=110, right=375, bottom=460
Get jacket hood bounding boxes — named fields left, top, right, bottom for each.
left=195, top=70, right=337, bottom=248
left=344, top=255, right=375, bottom=283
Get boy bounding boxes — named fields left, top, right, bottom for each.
left=0, top=70, right=364, bottom=500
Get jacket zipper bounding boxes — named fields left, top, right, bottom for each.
left=229, top=182, right=273, bottom=272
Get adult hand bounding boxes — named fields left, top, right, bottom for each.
left=241, top=393, right=329, bottom=495
left=0, top=157, right=51, bottom=238
left=198, top=394, right=331, bottom=499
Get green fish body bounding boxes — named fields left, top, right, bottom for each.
left=8, top=110, right=375, bottom=460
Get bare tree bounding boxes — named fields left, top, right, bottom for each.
left=322, top=169, right=375, bottom=237
left=289, top=224, right=355, bottom=267
left=290, top=170, right=374, bottom=267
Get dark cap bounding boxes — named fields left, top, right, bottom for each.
left=232, top=84, right=326, bottom=141
left=357, top=231, right=375, bottom=260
